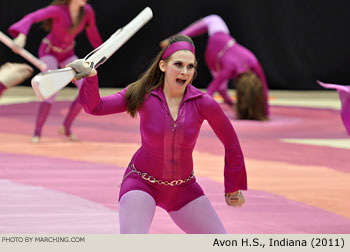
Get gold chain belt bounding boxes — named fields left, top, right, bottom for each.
left=42, top=38, right=75, bottom=54
left=121, top=163, right=194, bottom=186
left=215, top=39, right=236, bottom=71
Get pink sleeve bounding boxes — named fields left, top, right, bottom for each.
left=78, top=75, right=127, bottom=115
left=85, top=5, right=103, bottom=48
left=202, top=14, right=230, bottom=36
left=197, top=94, right=247, bottom=193
left=179, top=15, right=230, bottom=38
left=179, top=19, right=208, bottom=37
left=8, top=6, right=59, bottom=37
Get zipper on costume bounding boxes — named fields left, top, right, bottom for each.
left=171, top=119, right=176, bottom=166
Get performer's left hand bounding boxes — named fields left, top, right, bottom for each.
left=12, top=33, right=26, bottom=54
left=225, top=190, right=245, bottom=207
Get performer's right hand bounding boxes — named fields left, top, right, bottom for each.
left=67, top=59, right=97, bottom=80
left=12, top=33, right=26, bottom=54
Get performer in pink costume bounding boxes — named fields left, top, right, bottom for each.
left=73, top=35, right=247, bottom=233
left=161, top=15, right=269, bottom=120
left=8, top=0, right=103, bottom=142
left=318, top=81, right=350, bottom=136
left=0, top=62, right=33, bottom=98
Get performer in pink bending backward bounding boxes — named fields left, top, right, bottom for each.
left=8, top=0, right=103, bottom=143
left=71, top=34, right=247, bottom=233
left=161, top=15, right=269, bottom=120
left=0, top=62, right=33, bottom=98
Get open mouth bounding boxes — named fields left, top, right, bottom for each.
left=176, top=78, right=186, bottom=86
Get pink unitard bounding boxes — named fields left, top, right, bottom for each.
left=78, top=75, right=247, bottom=233
left=179, top=14, right=269, bottom=115
left=9, top=4, right=103, bottom=137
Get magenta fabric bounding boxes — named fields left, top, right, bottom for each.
left=33, top=102, right=52, bottom=137
left=204, top=14, right=230, bottom=36
left=78, top=75, right=247, bottom=193
left=0, top=81, right=6, bottom=97
left=38, top=41, right=75, bottom=63
left=179, top=15, right=269, bottom=115
left=63, top=96, right=82, bottom=135
left=318, top=81, right=350, bottom=135
left=8, top=4, right=102, bottom=51
left=119, top=170, right=204, bottom=212
left=178, top=19, right=208, bottom=37
left=179, top=14, right=229, bottom=37
left=162, top=41, right=195, bottom=60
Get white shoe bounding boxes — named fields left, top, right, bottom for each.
left=58, top=125, right=80, bottom=141
left=30, top=136, right=40, bottom=143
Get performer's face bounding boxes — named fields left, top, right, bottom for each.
left=159, top=50, right=196, bottom=92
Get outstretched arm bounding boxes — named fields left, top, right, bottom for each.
left=180, top=14, right=230, bottom=37
left=8, top=6, right=60, bottom=38
left=8, top=6, right=60, bottom=53
left=78, top=75, right=128, bottom=115
left=178, top=18, right=208, bottom=37
left=159, top=17, right=208, bottom=48
left=69, top=59, right=127, bottom=115
left=160, top=14, right=229, bottom=48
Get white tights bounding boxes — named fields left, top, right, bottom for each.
left=118, top=190, right=226, bottom=234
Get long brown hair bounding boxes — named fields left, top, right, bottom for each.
left=235, top=71, right=268, bottom=121
left=43, top=0, right=86, bottom=33
left=125, top=34, right=196, bottom=117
